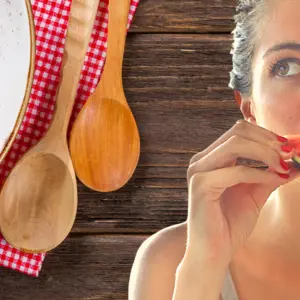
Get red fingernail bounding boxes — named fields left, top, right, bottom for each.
left=277, top=135, right=288, bottom=143
left=280, top=158, right=290, bottom=170
left=278, top=173, right=290, bottom=179
left=281, top=145, right=294, bottom=153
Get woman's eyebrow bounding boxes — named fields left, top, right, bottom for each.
left=263, top=42, right=300, bottom=58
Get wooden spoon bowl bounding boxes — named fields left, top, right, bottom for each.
left=70, top=97, right=140, bottom=192
left=0, top=153, right=75, bottom=252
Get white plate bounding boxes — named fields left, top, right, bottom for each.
left=0, top=0, right=35, bottom=161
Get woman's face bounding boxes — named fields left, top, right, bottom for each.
left=245, top=0, right=300, bottom=135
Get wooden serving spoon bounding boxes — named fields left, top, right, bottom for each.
left=0, top=0, right=99, bottom=253
left=69, top=0, right=141, bottom=193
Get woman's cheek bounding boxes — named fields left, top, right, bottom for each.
left=253, top=80, right=300, bottom=131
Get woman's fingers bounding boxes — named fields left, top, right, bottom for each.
left=189, top=119, right=291, bottom=165
left=190, top=164, right=299, bottom=203
left=187, top=135, right=295, bottom=185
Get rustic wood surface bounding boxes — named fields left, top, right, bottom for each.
left=130, top=0, right=236, bottom=33
left=0, top=1, right=244, bottom=299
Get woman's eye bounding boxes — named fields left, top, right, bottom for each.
left=273, top=60, right=300, bottom=77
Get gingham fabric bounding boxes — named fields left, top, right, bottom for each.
left=0, top=0, right=139, bottom=277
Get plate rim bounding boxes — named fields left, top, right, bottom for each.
left=0, top=0, right=36, bottom=164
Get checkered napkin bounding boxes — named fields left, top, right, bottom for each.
left=0, top=0, right=139, bottom=277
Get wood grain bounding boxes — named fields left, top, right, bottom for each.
left=0, top=235, right=147, bottom=300
left=122, top=34, right=240, bottom=152
left=123, top=34, right=235, bottom=103
left=130, top=0, right=236, bottom=33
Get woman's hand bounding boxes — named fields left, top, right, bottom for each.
left=185, top=119, right=300, bottom=265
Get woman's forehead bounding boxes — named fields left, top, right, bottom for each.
left=257, top=0, right=300, bottom=58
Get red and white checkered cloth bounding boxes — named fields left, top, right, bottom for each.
left=0, top=0, right=139, bottom=277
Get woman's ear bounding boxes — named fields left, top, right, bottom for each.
left=234, top=90, right=257, bottom=124
left=234, top=90, right=242, bottom=107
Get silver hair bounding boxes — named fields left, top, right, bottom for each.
left=229, top=0, right=266, bottom=97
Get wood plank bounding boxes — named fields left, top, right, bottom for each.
left=130, top=0, right=236, bottom=33
left=124, top=34, right=234, bottom=102
left=74, top=162, right=264, bottom=233
left=0, top=235, right=148, bottom=300
left=75, top=181, right=188, bottom=233
left=123, top=34, right=241, bottom=152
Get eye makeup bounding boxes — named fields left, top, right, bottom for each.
left=267, top=56, right=300, bottom=78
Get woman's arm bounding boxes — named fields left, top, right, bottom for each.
left=173, top=248, right=228, bottom=300
left=128, top=224, right=187, bottom=300
left=128, top=222, right=227, bottom=300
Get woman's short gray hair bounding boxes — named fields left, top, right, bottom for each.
left=229, top=0, right=266, bottom=97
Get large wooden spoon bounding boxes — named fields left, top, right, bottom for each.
left=0, top=0, right=99, bottom=253
left=69, top=0, right=140, bottom=193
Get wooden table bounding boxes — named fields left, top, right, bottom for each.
left=0, top=1, right=243, bottom=299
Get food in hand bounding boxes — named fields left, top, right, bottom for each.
left=284, top=134, right=300, bottom=167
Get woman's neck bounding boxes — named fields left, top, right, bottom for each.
left=245, top=177, right=300, bottom=262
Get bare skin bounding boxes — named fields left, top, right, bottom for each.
left=229, top=1, right=300, bottom=298
left=129, top=1, right=300, bottom=299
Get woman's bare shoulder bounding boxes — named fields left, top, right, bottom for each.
left=139, top=221, right=188, bottom=264
left=129, top=221, right=223, bottom=300
left=128, top=221, right=188, bottom=299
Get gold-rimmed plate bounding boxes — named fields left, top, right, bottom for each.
left=0, top=0, right=35, bottom=163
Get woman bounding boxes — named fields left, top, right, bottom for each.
left=128, top=0, right=300, bottom=299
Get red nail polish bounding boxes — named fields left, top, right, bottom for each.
left=280, top=158, right=290, bottom=171
left=278, top=173, right=290, bottom=179
left=281, top=145, right=294, bottom=153
left=277, top=135, right=288, bottom=143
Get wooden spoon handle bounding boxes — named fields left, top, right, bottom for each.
left=49, top=0, right=99, bottom=135
left=98, top=0, right=131, bottom=95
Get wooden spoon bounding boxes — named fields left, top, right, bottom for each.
left=69, top=0, right=141, bottom=193
left=0, top=0, right=99, bottom=253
